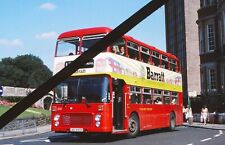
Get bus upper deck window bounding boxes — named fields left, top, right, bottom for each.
left=127, top=41, right=139, bottom=60
left=81, top=34, right=106, bottom=53
left=170, top=59, right=177, bottom=72
left=161, top=55, right=169, bottom=69
left=56, top=37, right=80, bottom=56
left=111, top=39, right=126, bottom=56
left=152, top=51, right=160, bottom=67
left=141, top=47, right=150, bottom=63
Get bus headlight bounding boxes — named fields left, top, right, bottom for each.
left=95, top=114, right=101, bottom=121
left=95, top=121, right=101, bottom=127
left=54, top=121, right=59, bottom=127
left=54, top=114, right=60, bottom=121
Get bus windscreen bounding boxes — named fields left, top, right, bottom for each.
left=54, top=76, right=109, bottom=103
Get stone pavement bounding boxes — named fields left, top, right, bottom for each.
left=0, top=124, right=51, bottom=140
left=183, top=122, right=225, bottom=130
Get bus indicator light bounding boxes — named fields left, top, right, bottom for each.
left=98, top=105, right=103, bottom=111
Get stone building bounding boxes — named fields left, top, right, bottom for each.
left=197, top=0, right=225, bottom=112
left=165, top=0, right=201, bottom=103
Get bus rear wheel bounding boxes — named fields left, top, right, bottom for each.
left=127, top=114, right=139, bottom=138
left=169, top=112, right=176, bottom=131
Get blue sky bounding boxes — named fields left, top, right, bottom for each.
left=0, top=0, right=166, bottom=71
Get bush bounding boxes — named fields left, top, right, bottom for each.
left=2, top=96, right=24, bottom=103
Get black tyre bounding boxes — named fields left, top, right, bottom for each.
left=169, top=112, right=176, bottom=131
left=127, top=113, right=139, bottom=138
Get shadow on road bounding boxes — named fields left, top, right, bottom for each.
left=48, top=133, right=125, bottom=143
left=140, top=128, right=179, bottom=136
left=48, top=128, right=179, bottom=143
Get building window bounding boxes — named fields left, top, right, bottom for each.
left=207, top=24, right=215, bottom=52
left=223, top=67, right=225, bottom=93
left=200, top=0, right=217, bottom=8
left=200, top=0, right=204, bottom=7
left=224, top=11, right=225, bottom=45
left=199, top=26, right=204, bottom=54
left=224, top=67, right=225, bottom=92
left=219, top=20, right=223, bottom=49
left=208, top=68, right=216, bottom=91
left=200, top=67, right=206, bottom=93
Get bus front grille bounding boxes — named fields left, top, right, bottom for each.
left=62, top=113, right=93, bottom=126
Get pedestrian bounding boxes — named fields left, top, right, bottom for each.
left=201, top=105, right=209, bottom=125
left=183, top=106, right=187, bottom=122
left=185, top=105, right=193, bottom=125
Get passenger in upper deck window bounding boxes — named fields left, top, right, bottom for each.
left=119, top=46, right=125, bottom=56
left=112, top=46, right=120, bottom=54
left=149, top=61, right=155, bottom=65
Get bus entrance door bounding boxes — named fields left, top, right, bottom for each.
left=113, top=79, right=124, bottom=130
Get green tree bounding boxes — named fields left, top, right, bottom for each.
left=0, top=54, right=52, bottom=88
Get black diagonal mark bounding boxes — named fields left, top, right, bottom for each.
left=0, top=0, right=168, bottom=129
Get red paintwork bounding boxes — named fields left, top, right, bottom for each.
left=57, top=27, right=180, bottom=71
left=58, top=27, right=112, bottom=39
left=52, top=103, right=113, bottom=133
left=122, top=84, right=183, bottom=131
left=52, top=27, right=183, bottom=135
left=51, top=77, right=183, bottom=134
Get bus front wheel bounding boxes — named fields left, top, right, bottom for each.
left=127, top=113, right=139, bottom=138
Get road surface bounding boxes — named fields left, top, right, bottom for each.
left=0, top=126, right=224, bottom=145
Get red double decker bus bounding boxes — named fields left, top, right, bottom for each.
left=51, top=27, right=183, bottom=138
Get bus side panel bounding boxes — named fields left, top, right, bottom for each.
left=176, top=92, right=183, bottom=125
left=123, top=85, right=130, bottom=132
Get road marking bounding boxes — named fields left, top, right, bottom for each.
left=187, top=143, right=193, bottom=145
left=200, top=138, right=212, bottom=142
left=214, top=130, right=223, bottom=138
left=20, top=137, right=50, bottom=143
left=214, top=134, right=220, bottom=137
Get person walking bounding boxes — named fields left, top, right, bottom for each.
left=183, top=106, right=187, bottom=122
left=187, top=106, right=193, bottom=125
left=201, top=105, right=209, bottom=125
left=184, top=105, right=193, bottom=125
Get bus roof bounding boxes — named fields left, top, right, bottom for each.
left=58, top=27, right=112, bottom=39
left=58, top=27, right=178, bottom=60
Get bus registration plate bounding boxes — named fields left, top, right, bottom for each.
left=70, top=128, right=84, bottom=132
